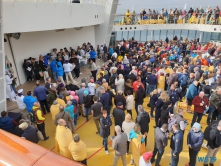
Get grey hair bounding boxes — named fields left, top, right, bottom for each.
left=138, top=105, right=144, bottom=112
left=115, top=125, right=121, bottom=133
left=53, top=100, right=58, bottom=105
left=57, top=119, right=64, bottom=125
left=67, top=101, right=72, bottom=105
left=73, top=134, right=80, bottom=143
left=102, top=78, right=106, bottom=83
left=117, top=90, right=122, bottom=94
left=100, top=86, right=105, bottom=91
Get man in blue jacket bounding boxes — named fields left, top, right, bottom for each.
left=146, top=70, right=158, bottom=96
left=23, top=91, right=37, bottom=113
left=170, top=124, right=183, bottom=166
left=56, top=57, right=65, bottom=85
left=186, top=81, right=198, bottom=113
left=89, top=49, right=97, bottom=63
left=50, top=57, right=58, bottom=82
left=33, top=81, right=50, bottom=114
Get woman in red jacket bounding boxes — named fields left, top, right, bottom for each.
left=191, top=91, right=209, bottom=126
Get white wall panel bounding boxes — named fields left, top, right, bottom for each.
left=3, top=2, right=105, bottom=33
left=8, top=26, right=95, bottom=85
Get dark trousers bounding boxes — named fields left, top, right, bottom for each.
left=37, top=122, right=47, bottom=139
left=155, top=112, right=161, bottom=127
left=171, top=151, right=180, bottom=166
left=73, top=68, right=79, bottom=78
left=127, top=110, right=132, bottom=118
left=79, top=158, right=87, bottom=165
left=39, top=99, right=50, bottom=114
left=26, top=70, right=32, bottom=81
left=91, top=58, right=96, bottom=63
left=126, top=141, right=130, bottom=153
left=135, top=102, right=142, bottom=115
left=191, top=112, right=203, bottom=126
left=91, top=70, right=97, bottom=82
left=188, top=147, right=198, bottom=166
left=151, top=145, right=164, bottom=166
left=150, top=104, right=155, bottom=116
left=34, top=70, right=40, bottom=80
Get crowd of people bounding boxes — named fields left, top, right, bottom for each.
left=121, top=5, right=221, bottom=25
left=1, top=36, right=221, bottom=166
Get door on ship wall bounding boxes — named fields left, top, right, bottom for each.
left=109, top=32, right=116, bottom=48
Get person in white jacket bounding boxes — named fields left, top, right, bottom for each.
left=115, top=74, right=124, bottom=92
left=5, top=72, right=16, bottom=102
left=122, top=113, right=135, bottom=154
left=125, top=90, right=134, bottom=117
left=88, top=79, right=96, bottom=96
left=63, top=60, right=75, bottom=84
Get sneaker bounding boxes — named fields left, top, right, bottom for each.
left=80, top=73, right=82, bottom=74
left=44, top=136, right=49, bottom=141
left=168, top=163, right=171, bottom=166
left=209, top=163, right=214, bottom=166
left=105, top=150, right=109, bottom=155
left=130, top=159, right=134, bottom=165
left=202, top=143, right=207, bottom=149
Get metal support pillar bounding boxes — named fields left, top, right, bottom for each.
left=199, top=31, right=204, bottom=43
left=159, top=30, right=161, bottom=40
left=166, top=30, right=168, bottom=38
left=187, top=30, right=189, bottom=39
left=0, top=0, right=7, bottom=113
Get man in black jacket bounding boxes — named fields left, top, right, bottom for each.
left=136, top=105, right=150, bottom=146
left=69, top=53, right=80, bottom=79
left=203, top=120, right=221, bottom=166
left=135, top=84, right=146, bottom=115
left=170, top=124, right=183, bottom=166
left=114, top=90, right=126, bottom=110
left=151, top=124, right=168, bottom=166
left=113, top=102, right=125, bottom=135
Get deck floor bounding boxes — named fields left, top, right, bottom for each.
left=6, top=63, right=221, bottom=166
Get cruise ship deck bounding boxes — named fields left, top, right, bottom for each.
left=7, top=65, right=221, bottom=166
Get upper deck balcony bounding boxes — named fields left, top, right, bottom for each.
left=3, top=0, right=107, bottom=33
left=113, top=5, right=221, bottom=33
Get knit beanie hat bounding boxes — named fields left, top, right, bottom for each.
left=192, top=122, right=201, bottom=132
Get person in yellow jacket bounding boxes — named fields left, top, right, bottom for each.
left=157, top=72, right=165, bottom=90
left=69, top=134, right=87, bottom=165
left=33, top=102, right=49, bottom=141
left=55, top=119, right=73, bottom=159
left=50, top=100, right=60, bottom=122
left=56, top=97, right=66, bottom=107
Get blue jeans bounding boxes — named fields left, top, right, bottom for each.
left=146, top=83, right=149, bottom=95
left=74, top=112, right=79, bottom=125
left=147, top=85, right=156, bottom=96
left=207, top=106, right=216, bottom=125
left=84, top=107, right=91, bottom=121
left=103, top=137, right=108, bottom=150
left=151, top=146, right=164, bottom=166
left=52, top=72, right=58, bottom=82
left=135, top=102, right=142, bottom=115
left=171, top=151, right=180, bottom=166
left=191, top=112, right=203, bottom=126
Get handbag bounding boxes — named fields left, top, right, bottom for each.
left=36, top=130, right=44, bottom=141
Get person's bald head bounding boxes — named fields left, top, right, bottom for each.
left=199, top=91, right=204, bottom=98
left=57, top=119, right=66, bottom=126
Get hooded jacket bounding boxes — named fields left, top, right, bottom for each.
left=56, top=61, right=64, bottom=76
left=170, top=130, right=183, bottom=155
left=135, top=86, right=146, bottom=104
left=0, top=116, right=15, bottom=133
left=178, top=73, right=188, bottom=87
left=136, top=111, right=150, bottom=134
left=22, top=126, right=39, bottom=144
left=83, top=91, right=92, bottom=108
left=50, top=59, right=57, bottom=72
left=209, top=91, right=221, bottom=108
left=64, top=105, right=74, bottom=119
left=186, top=83, right=198, bottom=100
left=23, top=95, right=38, bottom=112
left=205, top=121, right=221, bottom=149
left=187, top=129, right=204, bottom=151
left=70, top=91, right=79, bottom=102
left=100, top=115, right=112, bottom=138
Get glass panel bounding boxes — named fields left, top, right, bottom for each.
left=174, top=30, right=181, bottom=38
left=128, top=31, right=134, bottom=40
left=116, top=31, right=122, bottom=41
left=211, top=32, right=219, bottom=40
left=140, top=30, right=147, bottom=42
left=188, top=30, right=195, bottom=40
left=147, top=30, right=151, bottom=41
left=196, top=31, right=201, bottom=41
left=154, top=30, right=160, bottom=41
left=202, top=32, right=211, bottom=43
left=167, top=30, right=174, bottom=41
left=134, top=30, right=141, bottom=42
left=122, top=31, right=128, bottom=40
left=160, top=30, right=167, bottom=40
left=181, top=30, right=188, bottom=40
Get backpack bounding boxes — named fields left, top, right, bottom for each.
left=204, top=121, right=218, bottom=141
left=71, top=99, right=78, bottom=114
left=29, top=112, right=37, bottom=124
left=168, top=117, right=177, bottom=132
